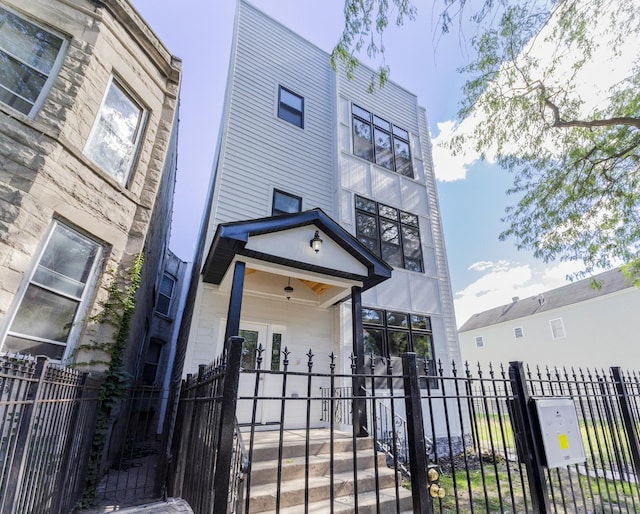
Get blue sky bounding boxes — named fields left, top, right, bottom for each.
left=130, top=0, right=585, bottom=326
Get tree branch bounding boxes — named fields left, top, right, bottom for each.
left=543, top=96, right=640, bottom=129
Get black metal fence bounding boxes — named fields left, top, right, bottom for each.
left=168, top=336, right=246, bottom=514
left=95, top=385, right=170, bottom=507
left=0, top=354, right=102, bottom=514
left=169, top=338, right=640, bottom=514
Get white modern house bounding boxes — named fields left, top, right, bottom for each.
left=180, top=0, right=461, bottom=429
left=458, top=267, right=640, bottom=371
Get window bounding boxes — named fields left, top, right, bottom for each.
left=352, top=104, right=413, bottom=177
left=141, top=338, right=163, bottom=385
left=270, top=333, right=282, bottom=371
left=514, top=327, right=524, bottom=339
left=362, top=307, right=436, bottom=388
left=272, top=189, right=302, bottom=216
left=549, top=318, right=566, bottom=339
left=155, top=272, right=176, bottom=316
left=84, top=78, right=145, bottom=185
left=0, top=6, right=66, bottom=116
left=3, top=221, right=102, bottom=360
left=475, top=336, right=484, bottom=348
left=277, top=85, right=303, bottom=128
left=355, top=195, right=424, bottom=272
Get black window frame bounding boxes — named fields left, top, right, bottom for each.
left=352, top=104, right=413, bottom=178
left=362, top=307, right=437, bottom=389
left=355, top=195, right=424, bottom=272
left=272, top=189, right=302, bottom=216
left=278, top=85, right=304, bottom=128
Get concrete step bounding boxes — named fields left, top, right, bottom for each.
left=248, top=449, right=388, bottom=485
left=277, top=487, right=414, bottom=514
left=246, top=429, right=372, bottom=461
left=247, top=468, right=403, bottom=512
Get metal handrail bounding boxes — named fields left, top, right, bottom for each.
left=229, top=418, right=249, bottom=513
left=319, top=386, right=433, bottom=477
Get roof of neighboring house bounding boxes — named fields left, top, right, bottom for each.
left=458, top=267, right=634, bottom=332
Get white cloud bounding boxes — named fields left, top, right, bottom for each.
left=453, top=260, right=586, bottom=327
left=431, top=120, right=480, bottom=182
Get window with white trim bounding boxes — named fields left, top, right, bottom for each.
left=2, top=221, right=102, bottom=360
left=549, top=318, right=566, bottom=339
left=0, top=6, right=67, bottom=116
left=475, top=336, right=484, bottom=348
left=155, top=272, right=175, bottom=316
left=514, top=327, right=524, bottom=339
left=277, top=85, right=303, bottom=128
left=84, top=78, right=146, bottom=185
left=352, top=104, right=413, bottom=177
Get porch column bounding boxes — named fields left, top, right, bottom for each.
left=223, top=260, right=246, bottom=352
left=351, top=286, right=367, bottom=437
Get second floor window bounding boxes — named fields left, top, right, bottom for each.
left=272, top=189, right=302, bottom=215
left=352, top=104, right=413, bottom=178
left=0, top=6, right=67, bottom=116
left=84, top=78, right=145, bottom=185
left=355, top=195, right=424, bottom=272
left=155, top=272, right=176, bottom=316
left=277, top=85, right=304, bottom=128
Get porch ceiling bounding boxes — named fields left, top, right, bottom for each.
left=202, top=209, right=392, bottom=295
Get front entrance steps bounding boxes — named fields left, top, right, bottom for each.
left=243, top=429, right=413, bottom=513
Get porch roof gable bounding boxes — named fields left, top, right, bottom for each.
left=202, top=208, right=392, bottom=292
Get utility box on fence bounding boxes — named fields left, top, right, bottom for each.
left=532, top=397, right=586, bottom=468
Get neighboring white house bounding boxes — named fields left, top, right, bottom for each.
left=458, top=267, right=640, bottom=371
left=179, top=0, right=461, bottom=433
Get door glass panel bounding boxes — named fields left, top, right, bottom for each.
left=270, top=333, right=282, bottom=371
left=239, top=329, right=260, bottom=370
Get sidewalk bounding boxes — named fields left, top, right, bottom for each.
left=79, top=498, right=193, bottom=514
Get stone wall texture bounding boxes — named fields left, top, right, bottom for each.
left=0, top=0, right=182, bottom=370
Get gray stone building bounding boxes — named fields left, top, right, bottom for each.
left=0, top=0, right=181, bottom=380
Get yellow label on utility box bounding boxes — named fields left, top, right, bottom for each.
left=558, top=434, right=569, bottom=450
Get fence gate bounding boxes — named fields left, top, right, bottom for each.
left=93, top=385, right=172, bottom=508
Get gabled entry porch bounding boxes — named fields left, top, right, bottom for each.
left=198, top=208, right=392, bottom=429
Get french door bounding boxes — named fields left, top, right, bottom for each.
left=236, top=323, right=284, bottom=425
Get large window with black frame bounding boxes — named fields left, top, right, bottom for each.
left=351, top=104, right=413, bottom=178
left=355, top=195, right=424, bottom=272
left=362, top=307, right=437, bottom=388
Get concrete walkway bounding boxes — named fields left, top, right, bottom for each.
left=79, top=498, right=193, bottom=513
